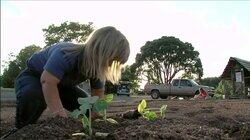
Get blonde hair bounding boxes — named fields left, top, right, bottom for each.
left=81, top=26, right=130, bottom=84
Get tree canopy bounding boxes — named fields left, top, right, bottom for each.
left=1, top=45, right=41, bottom=88
left=43, top=21, right=94, bottom=46
left=105, top=65, right=140, bottom=94
left=199, top=77, right=220, bottom=88
left=120, top=65, right=140, bottom=92
left=134, top=36, right=203, bottom=84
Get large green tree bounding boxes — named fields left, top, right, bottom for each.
left=134, top=36, right=203, bottom=84
left=1, top=45, right=41, bottom=88
left=43, top=21, right=94, bottom=46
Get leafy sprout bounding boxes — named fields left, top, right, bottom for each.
left=160, top=105, right=167, bottom=118
left=70, top=94, right=117, bottom=136
left=71, top=96, right=99, bottom=136
left=137, top=99, right=167, bottom=121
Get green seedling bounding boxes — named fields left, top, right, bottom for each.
left=71, top=96, right=99, bottom=136
left=160, top=105, right=167, bottom=118
left=137, top=99, right=157, bottom=121
left=71, top=94, right=117, bottom=136
left=137, top=99, right=167, bottom=121
left=94, top=94, right=118, bottom=124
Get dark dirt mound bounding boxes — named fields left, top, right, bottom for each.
left=5, top=116, right=131, bottom=140
left=5, top=115, right=250, bottom=140
left=1, top=100, right=250, bottom=140
left=6, top=116, right=84, bottom=140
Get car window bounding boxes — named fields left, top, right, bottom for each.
left=180, top=80, right=188, bottom=86
left=172, top=80, right=179, bottom=86
left=186, top=81, right=192, bottom=86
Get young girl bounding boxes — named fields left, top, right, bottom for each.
left=14, top=26, right=130, bottom=129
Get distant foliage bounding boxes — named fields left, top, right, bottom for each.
left=0, top=75, right=2, bottom=86
left=105, top=81, right=117, bottom=94
left=105, top=65, right=140, bottom=94
left=120, top=65, right=140, bottom=92
left=43, top=21, right=94, bottom=46
left=199, top=77, right=220, bottom=88
left=215, top=80, right=233, bottom=95
left=1, top=45, right=41, bottom=88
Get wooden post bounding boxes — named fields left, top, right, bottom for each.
left=231, top=68, right=235, bottom=99
left=241, top=68, right=246, bottom=98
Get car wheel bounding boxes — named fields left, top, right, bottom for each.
left=151, top=90, right=160, bottom=99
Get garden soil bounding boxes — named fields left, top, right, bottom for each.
left=1, top=99, right=250, bottom=140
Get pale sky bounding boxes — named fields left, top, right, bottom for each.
left=1, top=1, right=250, bottom=78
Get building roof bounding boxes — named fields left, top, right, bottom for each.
left=234, top=57, right=250, bottom=71
left=221, top=57, right=250, bottom=79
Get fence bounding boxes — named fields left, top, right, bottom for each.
left=1, top=88, right=16, bottom=101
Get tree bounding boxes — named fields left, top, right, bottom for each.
left=134, top=36, right=203, bottom=84
left=105, top=81, right=117, bottom=94
left=120, top=65, right=140, bottom=92
left=0, top=74, right=3, bottom=87
left=105, top=65, right=140, bottom=94
left=43, top=21, right=94, bottom=46
left=199, top=77, right=220, bottom=88
left=1, top=45, right=41, bottom=88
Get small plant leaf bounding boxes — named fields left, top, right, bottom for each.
left=143, top=111, right=157, bottom=121
left=106, top=118, right=118, bottom=124
left=93, top=100, right=108, bottom=112
left=78, top=96, right=99, bottom=105
left=148, top=111, right=158, bottom=121
left=88, top=96, right=99, bottom=104
left=78, top=97, right=89, bottom=105
left=79, top=105, right=90, bottom=115
left=70, top=109, right=82, bottom=119
left=82, top=115, right=90, bottom=135
left=82, top=115, right=89, bottom=128
left=160, top=105, right=167, bottom=118
left=104, top=94, right=114, bottom=103
left=138, top=99, right=147, bottom=113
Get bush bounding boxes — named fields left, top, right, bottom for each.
left=212, top=93, right=224, bottom=99
left=214, top=80, right=233, bottom=96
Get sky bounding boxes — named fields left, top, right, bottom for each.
left=1, top=1, right=250, bottom=78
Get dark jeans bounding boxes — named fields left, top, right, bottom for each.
left=14, top=68, right=89, bottom=129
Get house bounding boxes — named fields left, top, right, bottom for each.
left=221, top=57, right=250, bottom=98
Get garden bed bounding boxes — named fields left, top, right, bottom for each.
left=1, top=99, right=250, bottom=140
